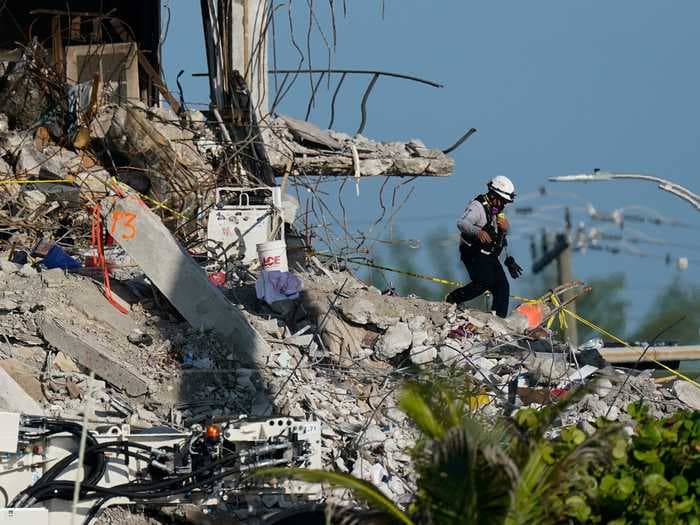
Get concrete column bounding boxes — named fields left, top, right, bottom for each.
left=101, top=194, right=271, bottom=364
left=231, top=0, right=269, bottom=118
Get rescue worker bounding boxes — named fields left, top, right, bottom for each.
left=446, top=176, right=523, bottom=317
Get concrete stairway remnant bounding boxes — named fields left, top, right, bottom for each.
left=100, top=194, right=271, bottom=364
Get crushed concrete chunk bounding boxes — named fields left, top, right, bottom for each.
left=438, top=345, right=463, bottom=365
left=377, top=322, right=412, bottom=358
left=339, top=295, right=401, bottom=328
left=525, top=355, right=570, bottom=386
left=0, top=260, right=21, bottom=274
left=410, top=345, right=437, bottom=365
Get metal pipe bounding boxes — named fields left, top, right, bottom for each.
left=194, top=68, right=444, bottom=88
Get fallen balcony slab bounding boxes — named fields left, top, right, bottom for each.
left=264, top=116, right=455, bottom=177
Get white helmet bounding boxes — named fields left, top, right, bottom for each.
left=487, top=175, right=516, bottom=202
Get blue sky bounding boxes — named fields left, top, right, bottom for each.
left=163, top=1, right=700, bottom=334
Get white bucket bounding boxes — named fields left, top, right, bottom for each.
left=257, top=240, right=288, bottom=272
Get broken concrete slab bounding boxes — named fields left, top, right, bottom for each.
left=38, top=318, right=149, bottom=397
left=673, top=380, right=700, bottom=411
left=66, top=279, right=137, bottom=337
left=0, top=359, right=44, bottom=402
left=564, top=364, right=598, bottom=384
left=100, top=194, right=271, bottom=364
left=0, top=366, right=44, bottom=415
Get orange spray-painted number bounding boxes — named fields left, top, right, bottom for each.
left=110, top=211, right=138, bottom=240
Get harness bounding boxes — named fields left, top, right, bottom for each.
left=460, top=194, right=506, bottom=257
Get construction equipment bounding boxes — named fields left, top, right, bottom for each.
left=0, top=412, right=321, bottom=524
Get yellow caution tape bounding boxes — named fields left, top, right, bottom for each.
left=137, top=192, right=189, bottom=220
left=546, top=293, right=568, bottom=331
left=513, top=291, right=700, bottom=388
left=313, top=252, right=464, bottom=287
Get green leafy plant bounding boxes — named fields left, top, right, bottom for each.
left=580, top=404, right=700, bottom=525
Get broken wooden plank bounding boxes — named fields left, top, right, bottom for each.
left=136, top=51, right=182, bottom=114
left=599, top=345, right=700, bottom=364
left=38, top=318, right=149, bottom=397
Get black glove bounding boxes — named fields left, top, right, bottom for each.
left=505, top=256, right=523, bottom=279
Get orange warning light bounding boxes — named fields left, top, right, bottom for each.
left=205, top=424, right=221, bottom=440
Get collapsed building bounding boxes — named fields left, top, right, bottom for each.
left=0, top=1, right=699, bottom=524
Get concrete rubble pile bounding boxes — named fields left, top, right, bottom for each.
left=1, top=43, right=698, bottom=515
left=1, top=249, right=698, bottom=505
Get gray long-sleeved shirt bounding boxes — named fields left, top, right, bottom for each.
left=457, top=199, right=497, bottom=240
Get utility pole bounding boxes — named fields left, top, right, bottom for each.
left=555, top=241, right=578, bottom=346
left=200, top=0, right=269, bottom=118
left=559, top=208, right=577, bottom=347
left=531, top=209, right=578, bottom=346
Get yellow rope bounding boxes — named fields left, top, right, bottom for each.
left=560, top=307, right=700, bottom=388
left=313, top=252, right=465, bottom=287
left=136, top=192, right=189, bottom=220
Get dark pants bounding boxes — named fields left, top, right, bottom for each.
left=446, top=245, right=510, bottom=317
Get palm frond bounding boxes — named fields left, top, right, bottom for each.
left=506, top=447, right=553, bottom=525
left=250, top=467, right=414, bottom=525
left=414, top=426, right=517, bottom=525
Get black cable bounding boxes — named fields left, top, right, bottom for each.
left=20, top=448, right=153, bottom=506
left=27, top=444, right=242, bottom=504
left=13, top=439, right=153, bottom=507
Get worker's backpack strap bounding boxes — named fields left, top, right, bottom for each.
left=460, top=194, right=499, bottom=256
